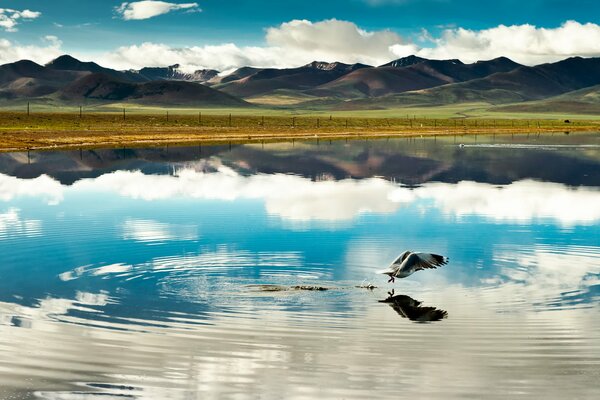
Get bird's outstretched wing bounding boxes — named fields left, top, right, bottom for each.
left=378, top=250, right=412, bottom=275
left=402, top=252, right=448, bottom=272
left=393, top=250, right=412, bottom=265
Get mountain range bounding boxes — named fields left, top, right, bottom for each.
left=2, top=54, right=600, bottom=112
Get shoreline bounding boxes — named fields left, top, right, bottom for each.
left=1, top=126, right=596, bottom=152
left=1, top=112, right=598, bottom=152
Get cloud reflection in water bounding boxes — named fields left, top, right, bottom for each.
left=2, top=167, right=600, bottom=226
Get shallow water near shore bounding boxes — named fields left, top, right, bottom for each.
left=1, top=132, right=600, bottom=399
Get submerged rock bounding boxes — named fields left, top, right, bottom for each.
left=356, top=284, right=377, bottom=290
left=291, top=285, right=329, bottom=291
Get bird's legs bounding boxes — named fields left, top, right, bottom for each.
left=388, top=276, right=395, bottom=283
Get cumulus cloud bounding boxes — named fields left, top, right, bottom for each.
left=0, top=8, right=41, bottom=32
left=0, top=36, right=63, bottom=65
left=403, top=20, right=600, bottom=65
left=265, top=19, right=403, bottom=66
left=116, top=1, right=200, bottom=20
left=3, top=18, right=600, bottom=71
left=104, top=42, right=285, bottom=73
left=98, top=19, right=600, bottom=72
left=103, top=18, right=408, bottom=71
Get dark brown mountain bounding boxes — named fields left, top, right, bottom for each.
left=380, top=55, right=428, bottom=68
left=4, top=54, right=600, bottom=109
left=314, top=56, right=522, bottom=98
left=457, top=56, right=600, bottom=100
left=311, top=66, right=448, bottom=98
left=215, top=61, right=371, bottom=98
left=0, top=59, right=87, bottom=99
left=396, top=56, right=600, bottom=106
left=46, top=55, right=147, bottom=83
left=209, top=67, right=264, bottom=85
left=58, top=73, right=248, bottom=106
left=138, top=64, right=219, bottom=82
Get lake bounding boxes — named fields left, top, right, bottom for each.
left=1, top=133, right=600, bottom=399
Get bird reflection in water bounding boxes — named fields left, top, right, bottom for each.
left=379, top=290, right=448, bottom=322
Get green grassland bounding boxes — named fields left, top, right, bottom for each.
left=4, top=99, right=600, bottom=121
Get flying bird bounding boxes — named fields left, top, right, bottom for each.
left=379, top=251, right=448, bottom=283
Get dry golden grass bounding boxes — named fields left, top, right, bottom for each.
left=1, top=111, right=598, bottom=152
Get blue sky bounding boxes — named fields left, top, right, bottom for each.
left=1, top=0, right=600, bottom=70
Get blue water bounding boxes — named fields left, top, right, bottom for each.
left=1, top=134, right=600, bottom=399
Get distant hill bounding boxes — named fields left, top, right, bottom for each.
left=416, top=56, right=600, bottom=104
left=313, top=57, right=522, bottom=98
left=380, top=55, right=428, bottom=68
left=493, top=84, right=600, bottom=114
left=58, top=73, right=248, bottom=106
left=209, top=67, right=264, bottom=85
left=46, top=55, right=147, bottom=83
left=215, top=61, right=371, bottom=97
left=333, top=56, right=600, bottom=109
left=3, top=54, right=600, bottom=111
left=0, top=60, right=87, bottom=99
left=0, top=55, right=247, bottom=107
left=137, top=64, right=219, bottom=82
left=310, top=66, right=448, bottom=98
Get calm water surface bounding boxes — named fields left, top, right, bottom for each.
left=1, top=133, right=600, bottom=399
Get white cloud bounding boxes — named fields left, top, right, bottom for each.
left=102, top=18, right=409, bottom=71
left=116, top=1, right=200, bottom=21
left=104, top=42, right=284, bottom=73
left=3, top=18, right=600, bottom=71
left=402, top=20, right=600, bottom=65
left=100, top=19, right=600, bottom=72
left=0, top=36, right=63, bottom=65
left=0, top=8, right=41, bottom=32
left=265, top=19, right=404, bottom=66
